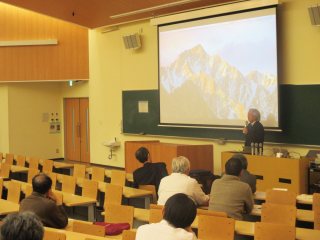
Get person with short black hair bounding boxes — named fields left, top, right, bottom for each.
left=136, top=193, right=197, bottom=240
left=133, top=147, right=168, bottom=191
left=209, top=157, right=254, bottom=220
left=19, top=173, right=68, bottom=229
left=1, top=212, right=44, bottom=240
left=233, top=153, right=256, bottom=193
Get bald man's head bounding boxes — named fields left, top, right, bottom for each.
left=32, top=173, right=52, bottom=194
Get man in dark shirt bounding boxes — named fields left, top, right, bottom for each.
left=133, top=147, right=168, bottom=191
left=233, top=153, right=256, bottom=193
left=243, top=108, right=264, bottom=147
left=19, top=173, right=68, bottom=229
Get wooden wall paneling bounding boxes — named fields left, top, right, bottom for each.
left=0, top=2, right=89, bottom=81
left=177, top=145, right=213, bottom=172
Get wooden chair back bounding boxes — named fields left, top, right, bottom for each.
left=91, top=167, right=105, bottom=182
left=150, top=204, right=163, bottom=209
left=197, top=209, right=228, bottom=218
left=0, top=178, right=3, bottom=198
left=110, top=170, right=126, bottom=186
left=15, top=155, right=26, bottom=167
left=139, top=185, right=157, bottom=204
left=266, top=189, right=297, bottom=206
left=313, top=193, right=320, bottom=229
left=28, top=157, right=39, bottom=169
left=52, top=190, right=63, bottom=206
left=149, top=204, right=164, bottom=223
left=150, top=208, right=163, bottom=223
left=81, top=178, right=98, bottom=199
left=104, top=204, right=134, bottom=227
left=7, top=181, right=21, bottom=203
left=0, top=163, right=10, bottom=178
left=198, top=214, right=235, bottom=240
left=261, top=203, right=296, bottom=227
left=254, top=222, right=296, bottom=240
left=73, top=164, right=86, bottom=178
left=122, top=230, right=136, bottom=240
left=61, top=175, right=76, bottom=194
left=25, top=184, right=33, bottom=197
left=27, top=168, right=40, bottom=183
left=5, top=154, right=14, bottom=165
left=104, top=183, right=123, bottom=207
left=46, top=172, right=57, bottom=190
left=72, top=221, right=105, bottom=237
left=43, top=230, right=66, bottom=240
left=42, top=159, right=54, bottom=173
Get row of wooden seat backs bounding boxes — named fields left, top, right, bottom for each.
left=150, top=204, right=296, bottom=240
left=265, top=189, right=320, bottom=230
left=0, top=153, right=127, bottom=186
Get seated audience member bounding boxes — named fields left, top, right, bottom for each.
left=158, top=156, right=209, bottom=206
left=133, top=147, right=168, bottom=191
left=136, top=193, right=197, bottom=240
left=209, top=157, right=254, bottom=220
left=233, top=153, right=256, bottom=193
left=19, top=173, right=68, bottom=228
left=1, top=212, right=44, bottom=240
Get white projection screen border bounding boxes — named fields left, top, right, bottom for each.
left=158, top=7, right=279, bottom=129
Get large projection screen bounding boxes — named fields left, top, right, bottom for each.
left=159, top=8, right=279, bottom=128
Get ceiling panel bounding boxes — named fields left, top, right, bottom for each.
left=0, top=0, right=234, bottom=28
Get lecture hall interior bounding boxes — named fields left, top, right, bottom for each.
left=0, top=0, right=320, bottom=239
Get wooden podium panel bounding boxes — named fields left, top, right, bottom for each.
left=125, top=141, right=213, bottom=174
left=221, top=152, right=309, bottom=194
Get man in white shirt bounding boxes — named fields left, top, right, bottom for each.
left=157, top=156, right=209, bottom=206
left=136, top=193, right=197, bottom=240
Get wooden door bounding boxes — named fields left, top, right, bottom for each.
left=80, top=98, right=90, bottom=163
left=64, top=98, right=90, bottom=162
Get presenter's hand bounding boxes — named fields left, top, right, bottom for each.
left=243, top=127, right=248, bottom=135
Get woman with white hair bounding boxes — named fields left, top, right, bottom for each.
left=243, top=108, right=264, bottom=147
left=157, top=156, right=209, bottom=206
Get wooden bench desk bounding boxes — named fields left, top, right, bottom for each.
left=0, top=199, right=19, bottom=215
left=44, top=226, right=112, bottom=240
left=4, top=180, right=97, bottom=221
left=251, top=204, right=314, bottom=222
left=133, top=208, right=320, bottom=240
left=255, top=191, right=313, bottom=205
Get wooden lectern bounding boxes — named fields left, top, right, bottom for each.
left=125, top=141, right=213, bottom=174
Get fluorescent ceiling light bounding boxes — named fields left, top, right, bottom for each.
left=110, top=0, right=202, bottom=19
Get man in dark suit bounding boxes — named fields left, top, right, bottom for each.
left=19, top=173, right=68, bottom=229
left=133, top=147, right=168, bottom=191
left=243, top=108, right=264, bottom=147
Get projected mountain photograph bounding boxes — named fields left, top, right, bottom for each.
left=159, top=9, right=278, bottom=127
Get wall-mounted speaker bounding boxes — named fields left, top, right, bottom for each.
left=122, top=33, right=141, bottom=50
left=308, top=5, right=320, bottom=26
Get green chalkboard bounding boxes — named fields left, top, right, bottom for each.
left=122, top=85, right=320, bottom=145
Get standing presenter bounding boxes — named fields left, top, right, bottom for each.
left=243, top=108, right=264, bottom=147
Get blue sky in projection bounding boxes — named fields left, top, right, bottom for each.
left=159, top=14, right=277, bottom=76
